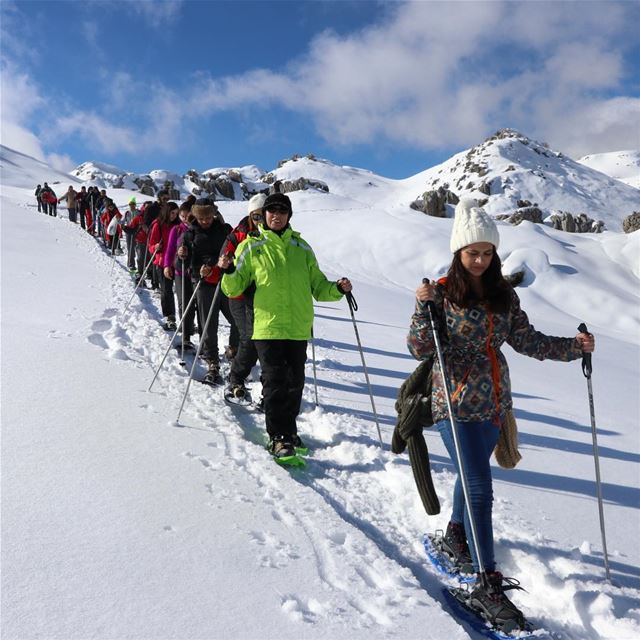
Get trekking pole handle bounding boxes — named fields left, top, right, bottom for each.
left=421, top=278, right=439, bottom=328
left=345, top=291, right=358, bottom=312
left=577, top=322, right=592, bottom=378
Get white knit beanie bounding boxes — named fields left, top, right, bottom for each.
left=450, top=198, right=500, bottom=253
left=247, top=193, right=267, bottom=214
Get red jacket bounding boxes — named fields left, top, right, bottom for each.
left=221, top=216, right=255, bottom=299
left=126, top=213, right=147, bottom=244
left=148, top=220, right=178, bottom=267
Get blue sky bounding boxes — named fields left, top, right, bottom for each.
left=1, top=0, right=639, bottom=178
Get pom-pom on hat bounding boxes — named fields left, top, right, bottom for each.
left=450, top=198, right=500, bottom=253
left=263, top=192, right=292, bottom=217
left=248, top=193, right=267, bottom=214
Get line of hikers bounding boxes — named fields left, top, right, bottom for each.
left=32, top=181, right=596, bottom=633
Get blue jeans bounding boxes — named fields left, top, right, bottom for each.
left=435, top=418, right=500, bottom=572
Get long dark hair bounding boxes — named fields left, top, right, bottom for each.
left=158, top=201, right=179, bottom=226
left=445, top=250, right=512, bottom=313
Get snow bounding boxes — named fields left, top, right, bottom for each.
left=2, top=146, right=640, bottom=640
left=578, top=151, right=640, bottom=190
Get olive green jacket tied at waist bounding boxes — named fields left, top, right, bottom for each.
left=221, top=226, right=343, bottom=340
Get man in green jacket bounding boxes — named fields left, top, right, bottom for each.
left=219, top=193, right=352, bottom=458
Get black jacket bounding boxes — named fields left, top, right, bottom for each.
left=181, top=220, right=232, bottom=283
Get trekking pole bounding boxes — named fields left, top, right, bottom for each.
left=426, top=284, right=488, bottom=587
left=310, top=326, right=319, bottom=407
left=148, top=279, right=202, bottom=391
left=121, top=245, right=160, bottom=318
left=176, top=279, right=223, bottom=424
left=109, top=227, right=120, bottom=276
left=578, top=322, right=611, bottom=582
left=345, top=291, right=383, bottom=447
left=180, top=259, right=187, bottom=366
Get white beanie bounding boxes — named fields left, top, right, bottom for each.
left=450, top=198, right=500, bottom=253
left=247, top=193, right=267, bottom=214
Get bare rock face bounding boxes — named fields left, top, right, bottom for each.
left=622, top=212, right=640, bottom=233
left=161, top=180, right=180, bottom=200
left=548, top=211, right=605, bottom=233
left=264, top=175, right=329, bottom=194
left=133, top=175, right=156, bottom=197
left=496, top=206, right=544, bottom=225
left=410, top=185, right=458, bottom=217
left=214, top=175, right=235, bottom=200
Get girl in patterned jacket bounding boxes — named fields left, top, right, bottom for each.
left=407, top=198, right=594, bottom=631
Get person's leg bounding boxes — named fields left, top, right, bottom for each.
left=435, top=418, right=500, bottom=572
left=283, top=340, right=308, bottom=428
left=196, top=283, right=220, bottom=362
left=79, top=207, right=86, bottom=229
left=160, top=271, right=176, bottom=320
left=228, top=298, right=257, bottom=386
left=68, top=207, right=76, bottom=223
left=255, top=340, right=297, bottom=438
left=219, top=294, right=239, bottom=352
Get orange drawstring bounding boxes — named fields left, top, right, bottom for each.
left=486, top=309, right=502, bottom=425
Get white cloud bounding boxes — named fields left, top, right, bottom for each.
left=3, top=0, right=638, bottom=167
left=128, top=0, right=184, bottom=28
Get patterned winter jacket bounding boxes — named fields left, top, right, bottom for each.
left=407, top=284, right=582, bottom=424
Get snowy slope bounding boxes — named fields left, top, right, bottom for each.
left=578, top=151, right=640, bottom=190
left=2, top=146, right=640, bottom=640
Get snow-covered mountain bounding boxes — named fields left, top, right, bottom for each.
left=578, top=150, right=640, bottom=190
left=2, top=144, right=640, bottom=640
left=403, top=129, right=640, bottom=232
left=69, top=131, right=639, bottom=232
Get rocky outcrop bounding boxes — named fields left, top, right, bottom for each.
left=496, top=206, right=544, bottom=225
left=622, top=212, right=640, bottom=233
left=548, top=212, right=605, bottom=233
left=410, top=185, right=458, bottom=217
left=133, top=175, right=156, bottom=197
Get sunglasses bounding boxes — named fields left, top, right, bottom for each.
left=266, top=205, right=290, bottom=214
left=250, top=213, right=264, bottom=221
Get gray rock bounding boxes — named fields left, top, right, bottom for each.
left=496, top=206, right=544, bottom=225
left=548, top=211, right=605, bottom=233
left=623, top=212, right=640, bottom=233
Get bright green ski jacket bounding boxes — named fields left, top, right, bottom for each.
left=221, top=226, right=343, bottom=340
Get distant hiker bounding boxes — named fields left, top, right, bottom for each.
left=126, top=206, right=149, bottom=286
left=76, top=186, right=89, bottom=230
left=102, top=200, right=122, bottom=253
left=164, top=202, right=195, bottom=347
left=58, top=186, right=78, bottom=223
left=41, top=184, right=57, bottom=216
left=122, top=197, right=139, bottom=272
left=34, top=184, right=42, bottom=212
left=148, top=201, right=180, bottom=330
left=406, top=198, right=595, bottom=632
left=178, top=199, right=238, bottom=384
left=144, top=190, right=170, bottom=291
left=219, top=193, right=352, bottom=459
left=219, top=193, right=266, bottom=401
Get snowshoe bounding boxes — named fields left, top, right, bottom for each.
left=424, top=532, right=475, bottom=583
left=201, top=363, right=223, bottom=387
left=268, top=435, right=305, bottom=467
left=224, top=384, right=252, bottom=407
left=448, top=571, right=529, bottom=637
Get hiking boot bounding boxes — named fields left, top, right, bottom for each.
left=203, top=361, right=223, bottom=386
left=163, top=317, right=177, bottom=331
left=224, top=345, right=237, bottom=361
left=468, top=571, right=525, bottom=632
left=442, top=521, right=473, bottom=573
left=228, top=384, right=247, bottom=399
left=269, top=434, right=295, bottom=458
